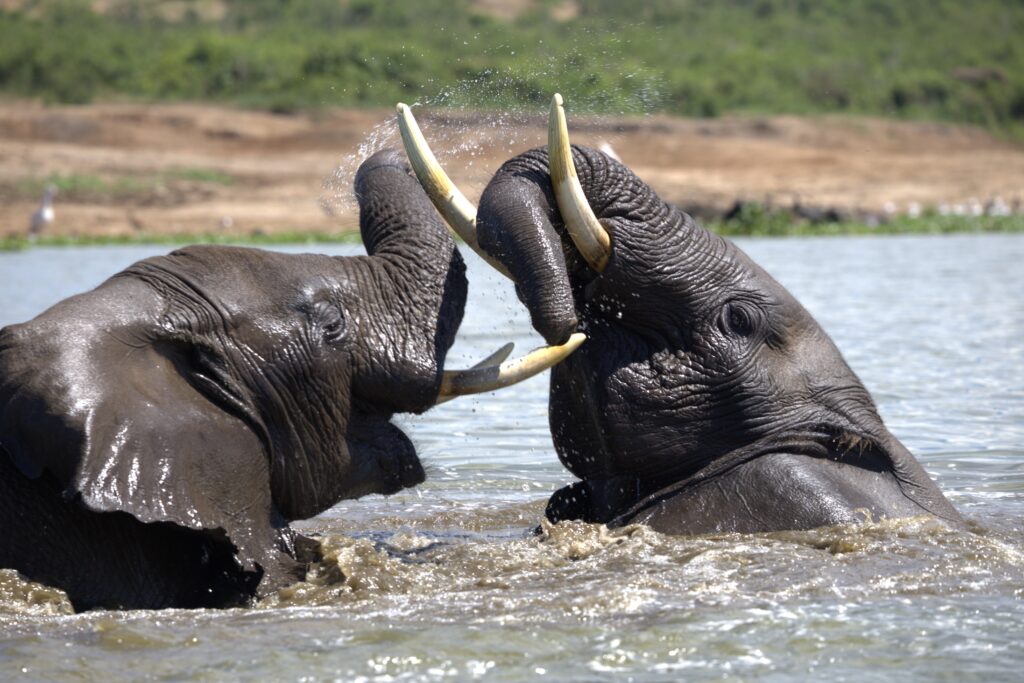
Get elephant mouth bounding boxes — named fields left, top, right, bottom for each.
left=389, top=446, right=426, bottom=493
left=338, top=410, right=429, bottom=499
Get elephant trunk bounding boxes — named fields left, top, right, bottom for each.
left=477, top=148, right=580, bottom=345
left=354, top=149, right=462, bottom=287
left=476, top=145, right=698, bottom=345
left=351, top=150, right=467, bottom=414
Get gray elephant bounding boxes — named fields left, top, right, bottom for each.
left=400, top=97, right=960, bottom=535
left=0, top=150, right=576, bottom=611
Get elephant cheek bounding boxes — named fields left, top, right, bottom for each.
left=263, top=362, right=362, bottom=518
left=271, top=406, right=425, bottom=520
left=341, top=414, right=425, bottom=498
left=549, top=341, right=699, bottom=484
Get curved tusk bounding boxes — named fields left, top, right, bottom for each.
left=396, top=103, right=511, bottom=278
left=434, top=342, right=513, bottom=405
left=548, top=93, right=612, bottom=273
left=437, top=332, right=586, bottom=403
left=468, top=341, right=515, bottom=369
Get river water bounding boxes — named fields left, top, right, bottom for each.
left=1, top=234, right=1022, bottom=682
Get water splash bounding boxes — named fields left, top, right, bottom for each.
left=248, top=512, right=1024, bottom=622
left=0, top=569, right=73, bottom=618
left=319, top=37, right=666, bottom=219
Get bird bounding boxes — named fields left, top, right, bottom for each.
left=29, top=184, right=57, bottom=240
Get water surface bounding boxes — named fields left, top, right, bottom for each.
left=1, top=234, right=1022, bottom=682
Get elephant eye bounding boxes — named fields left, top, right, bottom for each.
left=311, top=300, right=347, bottom=345
left=722, top=301, right=757, bottom=338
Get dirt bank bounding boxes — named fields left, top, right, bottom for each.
left=1, top=101, right=1022, bottom=239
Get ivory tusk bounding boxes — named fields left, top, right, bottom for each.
left=548, top=93, right=612, bottom=273
left=396, top=103, right=511, bottom=278
left=468, top=342, right=515, bottom=370
left=433, top=342, right=513, bottom=405
left=437, top=332, right=586, bottom=403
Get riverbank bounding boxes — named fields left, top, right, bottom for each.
left=3, top=102, right=1023, bottom=246
left=4, top=215, right=1024, bottom=252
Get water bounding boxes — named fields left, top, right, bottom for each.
left=1, top=234, right=1022, bottom=682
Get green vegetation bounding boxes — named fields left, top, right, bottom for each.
left=12, top=173, right=146, bottom=200
left=710, top=211, right=1024, bottom=237
left=160, top=167, right=237, bottom=185
left=3, top=168, right=237, bottom=202
left=4, top=214, right=1022, bottom=252
left=1, top=0, right=1022, bottom=136
left=0, top=228, right=362, bottom=252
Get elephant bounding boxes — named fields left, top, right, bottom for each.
left=398, top=96, right=961, bottom=535
left=0, top=149, right=579, bottom=611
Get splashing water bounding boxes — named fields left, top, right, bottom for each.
left=319, top=45, right=664, bottom=219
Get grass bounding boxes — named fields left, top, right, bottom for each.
left=160, top=168, right=237, bottom=185
left=3, top=215, right=1022, bottom=252
left=0, top=0, right=1022, bottom=138
left=0, top=229, right=362, bottom=252
left=711, top=213, right=1024, bottom=237
left=9, top=168, right=237, bottom=202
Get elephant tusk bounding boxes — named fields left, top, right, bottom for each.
left=396, top=103, right=512, bottom=278
left=437, top=332, right=586, bottom=403
left=548, top=93, right=612, bottom=273
left=467, top=341, right=515, bottom=369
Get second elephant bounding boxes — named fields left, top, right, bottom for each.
left=0, top=151, right=470, bottom=610
left=444, top=100, right=962, bottom=535
left=477, top=138, right=961, bottom=533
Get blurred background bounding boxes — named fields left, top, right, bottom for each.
left=1, top=0, right=1022, bottom=244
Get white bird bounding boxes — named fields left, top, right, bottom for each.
left=29, top=184, right=57, bottom=240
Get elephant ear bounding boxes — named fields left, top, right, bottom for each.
left=0, top=276, right=276, bottom=571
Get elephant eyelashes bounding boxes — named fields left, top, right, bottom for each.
left=722, top=301, right=758, bottom=338
left=323, top=317, right=346, bottom=344
left=310, top=300, right=348, bottom=345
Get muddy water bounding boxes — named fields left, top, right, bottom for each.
left=1, top=235, right=1022, bottom=682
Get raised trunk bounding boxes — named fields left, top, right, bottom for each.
left=349, top=150, right=467, bottom=414
left=476, top=145, right=697, bottom=345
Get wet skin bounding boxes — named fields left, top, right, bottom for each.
left=0, top=151, right=467, bottom=610
left=475, top=145, right=960, bottom=533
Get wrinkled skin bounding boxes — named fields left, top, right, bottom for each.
left=476, top=146, right=960, bottom=534
left=0, top=150, right=467, bottom=610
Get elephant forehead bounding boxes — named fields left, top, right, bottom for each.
left=123, top=247, right=351, bottom=327
left=166, top=246, right=342, bottom=294
left=586, top=246, right=754, bottom=338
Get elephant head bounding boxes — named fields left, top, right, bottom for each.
left=0, top=149, right=577, bottom=610
left=400, top=97, right=960, bottom=535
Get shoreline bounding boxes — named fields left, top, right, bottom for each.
left=4, top=102, right=1023, bottom=244
left=5, top=215, right=1022, bottom=252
